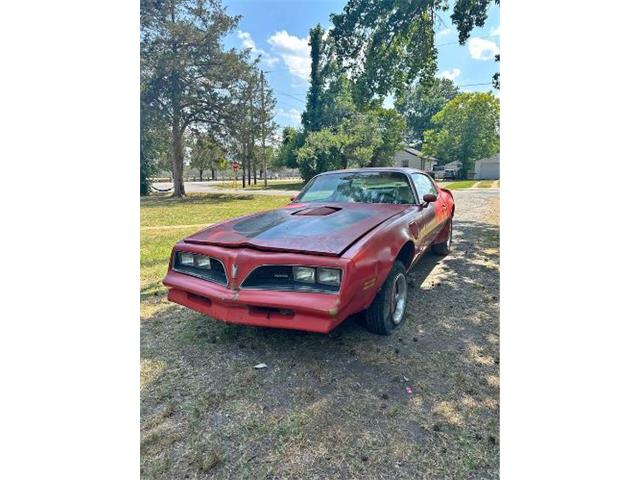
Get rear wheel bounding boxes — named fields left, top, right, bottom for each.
left=365, top=261, right=408, bottom=335
left=432, top=219, right=453, bottom=255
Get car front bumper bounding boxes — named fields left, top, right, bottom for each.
left=163, top=270, right=347, bottom=333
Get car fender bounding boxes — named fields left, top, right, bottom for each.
left=341, top=208, right=418, bottom=311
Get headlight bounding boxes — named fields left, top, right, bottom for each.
left=194, top=254, right=211, bottom=269
left=293, top=266, right=315, bottom=283
left=317, top=267, right=341, bottom=286
left=178, top=252, right=195, bottom=266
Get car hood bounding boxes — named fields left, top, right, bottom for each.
left=183, top=202, right=409, bottom=256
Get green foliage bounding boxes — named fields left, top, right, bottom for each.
left=330, top=0, right=499, bottom=100
left=330, top=0, right=440, bottom=100
left=301, top=24, right=325, bottom=132
left=274, top=127, right=305, bottom=169
left=370, top=108, right=407, bottom=166
left=297, top=129, right=346, bottom=181
left=395, top=78, right=460, bottom=146
left=189, top=134, right=226, bottom=176
left=296, top=108, right=405, bottom=181
left=141, top=0, right=255, bottom=195
left=451, top=0, right=500, bottom=44
left=422, top=92, right=500, bottom=176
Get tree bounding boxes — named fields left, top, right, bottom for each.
left=297, top=129, right=347, bottom=181
left=422, top=92, right=499, bottom=177
left=330, top=0, right=499, bottom=100
left=301, top=24, right=325, bottom=133
left=451, top=0, right=500, bottom=43
left=370, top=108, right=406, bottom=166
left=190, top=134, right=226, bottom=180
left=296, top=108, right=404, bottom=181
left=395, top=78, right=460, bottom=146
left=274, top=127, right=305, bottom=169
left=141, top=0, right=249, bottom=196
left=257, top=70, right=277, bottom=185
left=230, top=67, right=271, bottom=187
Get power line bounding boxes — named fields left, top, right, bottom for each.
left=275, top=90, right=306, bottom=104
left=456, top=82, right=493, bottom=87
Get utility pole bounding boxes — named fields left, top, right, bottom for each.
left=247, top=79, right=254, bottom=187
left=260, top=70, right=268, bottom=188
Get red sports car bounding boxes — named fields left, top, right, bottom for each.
left=163, top=168, right=455, bottom=335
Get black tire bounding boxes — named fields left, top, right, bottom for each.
left=365, top=261, right=408, bottom=335
left=432, top=219, right=453, bottom=255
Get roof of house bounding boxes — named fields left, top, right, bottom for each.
left=476, top=153, right=500, bottom=164
left=442, top=160, right=463, bottom=169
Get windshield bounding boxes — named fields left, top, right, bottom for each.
left=297, top=171, right=416, bottom=204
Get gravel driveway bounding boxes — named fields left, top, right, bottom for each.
left=141, top=189, right=500, bottom=479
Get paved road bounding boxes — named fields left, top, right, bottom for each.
left=153, top=180, right=499, bottom=199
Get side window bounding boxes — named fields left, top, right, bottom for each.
left=411, top=173, right=438, bottom=200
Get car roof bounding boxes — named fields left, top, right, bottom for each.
left=315, top=167, right=425, bottom=176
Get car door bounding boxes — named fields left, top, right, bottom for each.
left=410, top=172, right=440, bottom=254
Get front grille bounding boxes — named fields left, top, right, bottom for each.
left=241, top=266, right=339, bottom=293
left=173, top=254, right=227, bottom=285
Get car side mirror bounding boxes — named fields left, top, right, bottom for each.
left=422, top=193, right=437, bottom=204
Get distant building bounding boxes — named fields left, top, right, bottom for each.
left=433, top=160, right=463, bottom=179
left=392, top=148, right=437, bottom=172
left=474, top=153, right=500, bottom=180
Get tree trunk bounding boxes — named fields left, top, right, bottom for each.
left=211, top=168, right=215, bottom=180
left=199, top=169, right=203, bottom=181
left=170, top=119, right=186, bottom=197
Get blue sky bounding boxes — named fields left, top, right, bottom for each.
left=223, top=0, right=500, bottom=130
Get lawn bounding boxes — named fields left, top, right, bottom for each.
left=140, top=191, right=500, bottom=479
left=443, top=180, right=477, bottom=190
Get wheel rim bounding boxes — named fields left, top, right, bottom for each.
left=390, top=273, right=408, bottom=325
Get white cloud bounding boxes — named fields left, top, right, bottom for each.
left=238, top=30, right=257, bottom=50
left=468, top=37, right=499, bottom=60
left=268, top=30, right=311, bottom=81
left=277, top=107, right=302, bottom=124
left=438, top=68, right=461, bottom=81
left=437, top=28, right=452, bottom=37
left=237, top=30, right=279, bottom=67
left=490, top=25, right=500, bottom=37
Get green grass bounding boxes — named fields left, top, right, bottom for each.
left=140, top=190, right=500, bottom=479
left=141, top=192, right=290, bottom=227
left=476, top=181, right=495, bottom=188
left=445, top=180, right=477, bottom=190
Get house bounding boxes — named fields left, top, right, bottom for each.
left=474, top=153, right=500, bottom=180
left=392, top=148, right=437, bottom=172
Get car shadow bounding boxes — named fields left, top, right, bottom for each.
left=140, top=217, right=500, bottom=478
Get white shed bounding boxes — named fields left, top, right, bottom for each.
left=474, top=153, right=500, bottom=180
left=392, top=148, right=436, bottom=172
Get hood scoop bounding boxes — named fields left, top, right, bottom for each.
left=293, top=206, right=342, bottom=216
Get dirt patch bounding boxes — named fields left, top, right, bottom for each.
left=141, top=189, right=500, bottom=479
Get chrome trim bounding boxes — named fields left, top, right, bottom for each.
left=172, top=250, right=229, bottom=286
left=239, top=263, right=344, bottom=295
